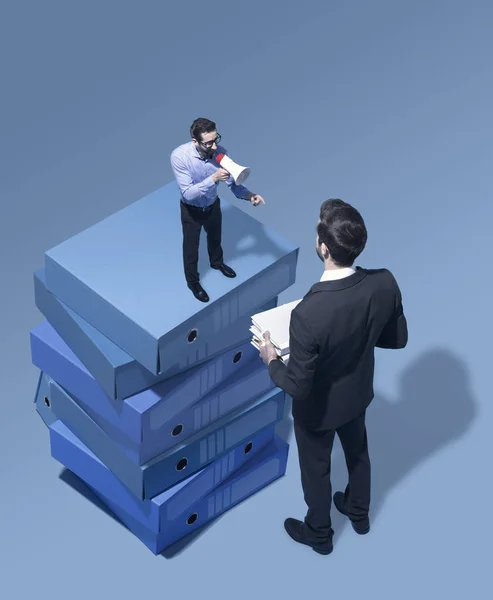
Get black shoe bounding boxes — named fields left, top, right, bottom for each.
left=333, top=492, right=370, bottom=534
left=187, top=282, right=209, bottom=303
left=283, top=518, right=333, bottom=555
left=211, top=263, right=236, bottom=278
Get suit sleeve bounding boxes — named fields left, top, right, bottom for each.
left=268, top=308, right=318, bottom=401
left=376, top=273, right=408, bottom=349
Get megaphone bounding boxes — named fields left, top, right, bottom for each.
left=215, top=152, right=250, bottom=185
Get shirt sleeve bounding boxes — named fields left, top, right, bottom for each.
left=226, top=178, right=252, bottom=200
left=170, top=150, right=216, bottom=202
left=216, top=145, right=251, bottom=200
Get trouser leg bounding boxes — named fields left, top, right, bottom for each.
left=294, top=418, right=336, bottom=542
left=180, top=201, right=202, bottom=284
left=202, top=198, right=224, bottom=267
left=337, top=411, right=371, bottom=528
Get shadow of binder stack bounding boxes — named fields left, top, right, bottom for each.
left=29, top=181, right=299, bottom=555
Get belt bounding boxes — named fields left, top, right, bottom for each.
left=181, top=197, right=218, bottom=212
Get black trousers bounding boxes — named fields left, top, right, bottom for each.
left=294, top=410, right=371, bottom=542
left=180, top=197, right=223, bottom=284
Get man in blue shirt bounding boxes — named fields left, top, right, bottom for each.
left=170, top=118, right=265, bottom=302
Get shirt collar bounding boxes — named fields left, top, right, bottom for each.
left=320, top=266, right=356, bottom=282
left=190, top=141, right=204, bottom=160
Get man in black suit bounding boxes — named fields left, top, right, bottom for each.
left=259, top=198, right=408, bottom=555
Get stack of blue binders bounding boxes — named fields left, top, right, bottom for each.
left=30, top=181, right=299, bottom=554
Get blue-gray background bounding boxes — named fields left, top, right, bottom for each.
left=1, top=0, right=491, bottom=598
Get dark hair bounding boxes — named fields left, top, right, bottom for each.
left=190, top=118, right=216, bottom=141
left=316, top=199, right=367, bottom=267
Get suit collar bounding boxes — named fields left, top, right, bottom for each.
left=307, top=266, right=367, bottom=294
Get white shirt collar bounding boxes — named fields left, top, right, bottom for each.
left=320, top=267, right=356, bottom=282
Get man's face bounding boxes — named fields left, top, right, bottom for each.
left=193, top=130, right=221, bottom=158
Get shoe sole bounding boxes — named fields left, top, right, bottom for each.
left=334, top=495, right=370, bottom=535
left=211, top=267, right=236, bottom=278
left=283, top=522, right=333, bottom=555
left=312, top=546, right=333, bottom=555
left=351, top=523, right=370, bottom=535
left=188, top=288, right=209, bottom=302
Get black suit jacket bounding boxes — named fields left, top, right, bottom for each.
left=269, top=267, right=408, bottom=431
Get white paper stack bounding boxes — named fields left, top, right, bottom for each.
left=250, top=298, right=302, bottom=362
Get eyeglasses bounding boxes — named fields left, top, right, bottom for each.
left=200, top=134, right=221, bottom=148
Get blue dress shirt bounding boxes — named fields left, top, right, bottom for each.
left=170, top=141, right=252, bottom=208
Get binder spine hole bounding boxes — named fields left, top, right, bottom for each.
left=244, top=442, right=253, bottom=454
left=232, top=351, right=242, bottom=364
left=176, top=458, right=188, bottom=471
left=187, top=513, right=198, bottom=525
left=44, top=396, right=50, bottom=407
left=187, top=329, right=198, bottom=343
left=171, top=424, right=184, bottom=437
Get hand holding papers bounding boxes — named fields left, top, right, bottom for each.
left=250, top=299, right=302, bottom=363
